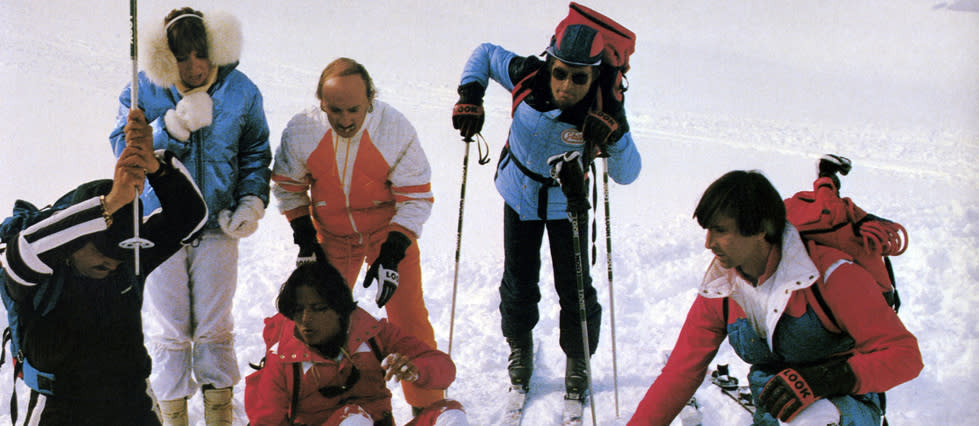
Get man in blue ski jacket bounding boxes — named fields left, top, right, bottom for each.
left=451, top=23, right=642, bottom=399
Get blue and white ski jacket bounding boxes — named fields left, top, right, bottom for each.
left=459, top=43, right=641, bottom=221
left=109, top=11, right=271, bottom=228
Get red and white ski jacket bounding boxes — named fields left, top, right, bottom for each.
left=629, top=225, right=923, bottom=425
left=272, top=101, right=433, bottom=240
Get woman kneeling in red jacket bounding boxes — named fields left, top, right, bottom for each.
left=245, top=262, right=467, bottom=425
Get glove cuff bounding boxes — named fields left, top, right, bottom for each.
left=238, top=195, right=266, bottom=220
left=801, top=358, right=857, bottom=397
left=164, top=109, right=191, bottom=142
left=610, top=108, right=629, bottom=142
left=457, top=81, right=486, bottom=105
left=380, top=231, right=412, bottom=264
left=290, top=215, right=318, bottom=246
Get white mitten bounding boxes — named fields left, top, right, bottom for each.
left=164, top=92, right=213, bottom=142
left=218, top=195, right=265, bottom=238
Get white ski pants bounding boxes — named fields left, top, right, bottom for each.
left=146, top=229, right=241, bottom=401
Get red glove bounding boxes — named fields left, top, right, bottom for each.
left=582, top=110, right=620, bottom=157
left=758, top=358, right=856, bottom=422
left=452, top=82, right=486, bottom=139
left=452, top=103, right=484, bottom=139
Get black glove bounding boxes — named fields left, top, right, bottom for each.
left=582, top=110, right=620, bottom=158
left=548, top=151, right=589, bottom=213
left=362, top=231, right=412, bottom=308
left=290, top=216, right=319, bottom=266
left=758, top=358, right=857, bottom=422
left=452, top=81, right=486, bottom=139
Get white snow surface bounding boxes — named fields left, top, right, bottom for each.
left=1, top=0, right=977, bottom=424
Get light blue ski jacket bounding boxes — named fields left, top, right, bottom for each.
left=109, top=64, right=272, bottom=228
left=460, top=43, right=641, bottom=220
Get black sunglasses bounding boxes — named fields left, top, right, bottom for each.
left=551, top=68, right=591, bottom=85
left=318, top=363, right=360, bottom=398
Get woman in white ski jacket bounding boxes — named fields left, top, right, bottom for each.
left=108, top=8, right=271, bottom=424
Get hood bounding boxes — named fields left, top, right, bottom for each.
left=140, top=9, right=242, bottom=88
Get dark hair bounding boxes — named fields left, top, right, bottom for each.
left=316, top=57, right=376, bottom=110
left=276, top=262, right=357, bottom=321
left=164, top=8, right=207, bottom=59
left=69, top=179, right=138, bottom=261
left=693, top=170, right=786, bottom=244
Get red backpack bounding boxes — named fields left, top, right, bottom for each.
left=784, top=154, right=909, bottom=312
left=511, top=2, right=637, bottom=116
left=553, top=2, right=636, bottom=104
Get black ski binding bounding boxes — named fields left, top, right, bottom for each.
left=711, top=364, right=755, bottom=414
left=710, top=364, right=739, bottom=390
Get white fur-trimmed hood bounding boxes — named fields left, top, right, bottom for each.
left=140, top=10, right=242, bottom=88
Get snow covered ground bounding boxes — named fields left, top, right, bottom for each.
left=1, top=0, right=977, bottom=424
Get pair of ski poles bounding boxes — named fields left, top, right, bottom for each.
left=446, top=137, right=621, bottom=421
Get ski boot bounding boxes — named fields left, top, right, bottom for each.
left=202, top=385, right=233, bottom=425
left=159, top=397, right=188, bottom=426
left=506, top=333, right=533, bottom=392
left=818, top=153, right=852, bottom=191
left=564, top=357, right=589, bottom=401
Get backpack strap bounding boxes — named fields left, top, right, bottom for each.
left=23, top=390, right=39, bottom=426
left=884, top=257, right=900, bottom=313
left=9, top=351, right=21, bottom=425
left=809, top=281, right=839, bottom=330
left=367, top=337, right=384, bottom=363
left=289, top=363, right=301, bottom=425
left=1, top=327, right=9, bottom=369
left=510, top=69, right=539, bottom=117
left=497, top=144, right=559, bottom=220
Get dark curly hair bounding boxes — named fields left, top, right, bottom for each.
left=276, top=262, right=357, bottom=322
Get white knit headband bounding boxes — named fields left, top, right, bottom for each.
left=165, top=13, right=203, bottom=31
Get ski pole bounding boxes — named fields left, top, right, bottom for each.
left=447, top=137, right=472, bottom=360
left=602, top=158, right=620, bottom=417
left=118, top=0, right=154, bottom=275
left=569, top=207, right=598, bottom=425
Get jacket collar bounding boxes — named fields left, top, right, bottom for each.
left=698, top=222, right=819, bottom=298
left=271, top=308, right=382, bottom=364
